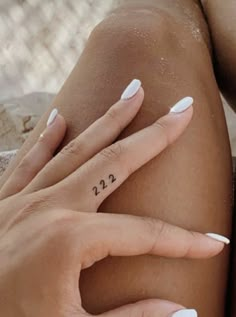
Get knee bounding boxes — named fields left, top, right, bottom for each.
left=89, top=6, right=203, bottom=62
left=91, top=8, right=175, bottom=55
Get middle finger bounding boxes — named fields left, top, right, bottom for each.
left=23, top=79, right=143, bottom=194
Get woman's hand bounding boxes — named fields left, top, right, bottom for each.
left=0, top=81, right=201, bottom=220
left=1, top=207, right=202, bottom=317
left=0, top=80, right=229, bottom=316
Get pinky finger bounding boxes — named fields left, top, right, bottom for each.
left=0, top=109, right=66, bottom=199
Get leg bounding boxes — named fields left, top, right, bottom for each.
left=200, top=3, right=236, bottom=314
left=0, top=1, right=232, bottom=316
left=200, top=0, right=236, bottom=109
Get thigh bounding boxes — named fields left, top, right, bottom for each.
left=201, top=0, right=236, bottom=109
left=79, top=5, right=232, bottom=316
left=0, top=1, right=232, bottom=316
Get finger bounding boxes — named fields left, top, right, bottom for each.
left=51, top=97, right=193, bottom=211
left=0, top=109, right=66, bottom=199
left=23, top=80, right=144, bottom=193
left=77, top=213, right=227, bottom=266
left=96, top=299, right=192, bottom=317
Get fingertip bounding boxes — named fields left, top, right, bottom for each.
left=39, top=112, right=67, bottom=153
left=107, top=299, right=185, bottom=317
left=120, top=79, right=142, bottom=100
left=133, top=299, right=185, bottom=317
left=204, top=233, right=228, bottom=258
left=168, top=96, right=194, bottom=125
left=121, top=84, right=144, bottom=104
left=171, top=103, right=193, bottom=120
left=113, top=84, right=145, bottom=115
left=120, top=79, right=144, bottom=102
left=181, top=105, right=194, bottom=128
left=185, top=105, right=194, bottom=120
left=156, top=104, right=193, bottom=147
left=56, top=113, right=67, bottom=135
left=208, top=242, right=225, bottom=258
left=133, top=85, right=145, bottom=106
left=190, top=231, right=226, bottom=259
left=45, top=113, right=66, bottom=137
left=139, top=86, right=145, bottom=100
left=169, top=96, right=194, bottom=114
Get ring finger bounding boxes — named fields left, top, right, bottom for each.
left=47, top=96, right=194, bottom=212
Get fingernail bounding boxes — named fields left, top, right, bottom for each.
left=171, top=309, right=198, bottom=317
left=170, top=97, right=194, bottom=113
left=206, top=233, right=230, bottom=245
left=121, top=79, right=142, bottom=100
left=47, top=108, right=58, bottom=126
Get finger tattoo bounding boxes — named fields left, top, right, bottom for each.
left=92, top=174, right=117, bottom=196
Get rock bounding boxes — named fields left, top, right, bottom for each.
left=0, top=92, right=55, bottom=151
left=0, top=104, right=24, bottom=151
left=0, top=150, right=17, bottom=176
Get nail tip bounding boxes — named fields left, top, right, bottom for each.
left=206, top=233, right=230, bottom=245
left=121, top=79, right=142, bottom=100
left=170, top=96, right=194, bottom=113
left=47, top=108, right=58, bottom=126
left=172, top=309, right=198, bottom=317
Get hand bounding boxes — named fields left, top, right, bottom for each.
left=0, top=81, right=229, bottom=316
left=1, top=207, right=204, bottom=317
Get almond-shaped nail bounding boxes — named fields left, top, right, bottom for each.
left=171, top=309, right=198, bottom=317
left=206, top=233, right=230, bottom=245
left=121, top=79, right=141, bottom=100
left=170, top=97, right=194, bottom=113
left=47, top=108, right=58, bottom=126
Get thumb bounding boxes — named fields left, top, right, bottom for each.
left=97, top=299, right=197, bottom=317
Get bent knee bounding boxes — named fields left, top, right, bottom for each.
left=91, top=8, right=180, bottom=57
left=89, top=5, right=209, bottom=62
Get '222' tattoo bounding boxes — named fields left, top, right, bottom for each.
left=93, top=174, right=116, bottom=196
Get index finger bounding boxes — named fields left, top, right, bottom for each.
left=77, top=212, right=229, bottom=269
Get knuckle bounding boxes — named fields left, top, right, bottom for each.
left=42, top=218, right=74, bottom=259
left=25, top=193, right=53, bottom=213
left=12, top=194, right=56, bottom=226
left=51, top=218, right=72, bottom=241
left=17, top=156, right=32, bottom=173
left=143, top=217, right=159, bottom=236
left=155, top=219, right=167, bottom=238
left=142, top=217, right=166, bottom=252
left=48, top=214, right=78, bottom=246
left=60, top=138, right=85, bottom=160
left=182, top=230, right=195, bottom=258
left=152, top=121, right=169, bottom=147
left=136, top=302, right=157, bottom=317
left=106, top=107, right=123, bottom=134
left=48, top=212, right=91, bottom=255
left=140, top=309, right=150, bottom=317
left=99, top=142, right=124, bottom=163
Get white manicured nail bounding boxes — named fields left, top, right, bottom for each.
left=172, top=309, right=197, bottom=317
left=170, top=97, right=194, bottom=113
left=47, top=108, right=58, bottom=126
left=121, top=79, right=141, bottom=100
left=206, top=233, right=230, bottom=245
